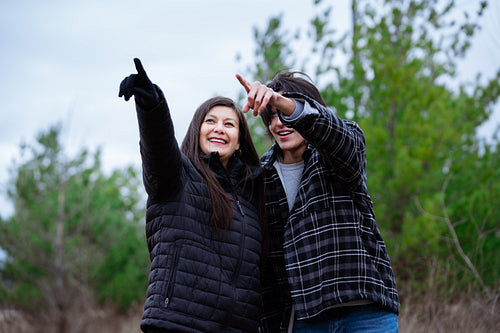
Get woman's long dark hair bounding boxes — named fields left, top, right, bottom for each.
left=180, top=96, right=263, bottom=231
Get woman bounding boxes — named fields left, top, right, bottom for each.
left=237, top=72, right=399, bottom=333
left=119, top=59, right=265, bottom=333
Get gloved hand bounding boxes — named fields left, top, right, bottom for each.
left=119, top=58, right=160, bottom=108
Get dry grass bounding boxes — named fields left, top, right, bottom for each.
left=399, top=292, right=500, bottom=333
left=0, top=302, right=144, bottom=333
left=2, top=293, right=499, bottom=332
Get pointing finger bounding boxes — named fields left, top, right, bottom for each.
left=236, top=74, right=251, bottom=93
left=134, top=58, right=147, bottom=77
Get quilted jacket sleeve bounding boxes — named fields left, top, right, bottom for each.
left=135, top=86, right=183, bottom=200
left=280, top=92, right=367, bottom=187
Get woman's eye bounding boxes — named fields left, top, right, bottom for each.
left=225, top=122, right=235, bottom=127
left=205, top=118, right=215, bottom=123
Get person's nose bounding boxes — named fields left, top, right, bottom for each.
left=274, top=116, right=284, bottom=128
left=214, top=120, right=225, bottom=133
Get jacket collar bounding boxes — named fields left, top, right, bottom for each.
left=202, top=152, right=263, bottom=183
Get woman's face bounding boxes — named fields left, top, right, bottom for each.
left=268, top=108, right=307, bottom=163
left=199, top=106, right=240, bottom=167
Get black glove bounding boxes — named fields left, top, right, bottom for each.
left=119, top=58, right=160, bottom=108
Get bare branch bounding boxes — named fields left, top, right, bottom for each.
left=414, top=174, right=492, bottom=296
left=439, top=176, right=491, bottom=295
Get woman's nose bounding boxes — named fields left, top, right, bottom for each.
left=274, top=117, right=284, bottom=127
left=214, top=121, right=225, bottom=133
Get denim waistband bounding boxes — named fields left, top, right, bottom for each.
left=304, top=303, right=390, bottom=323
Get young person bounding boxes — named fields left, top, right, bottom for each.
left=119, top=58, right=265, bottom=333
left=237, top=72, right=400, bottom=333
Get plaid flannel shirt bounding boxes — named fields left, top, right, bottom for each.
left=259, top=92, right=399, bottom=333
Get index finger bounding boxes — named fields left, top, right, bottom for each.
left=134, top=58, right=147, bottom=77
left=235, top=74, right=251, bottom=93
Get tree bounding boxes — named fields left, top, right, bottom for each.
left=242, top=0, right=500, bottom=294
left=237, top=14, right=298, bottom=155
left=0, top=125, right=148, bottom=332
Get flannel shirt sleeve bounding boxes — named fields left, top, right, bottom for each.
left=280, top=92, right=366, bottom=187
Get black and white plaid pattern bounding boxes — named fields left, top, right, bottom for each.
left=259, top=93, right=399, bottom=332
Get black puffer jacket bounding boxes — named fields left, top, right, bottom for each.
left=136, top=93, right=263, bottom=333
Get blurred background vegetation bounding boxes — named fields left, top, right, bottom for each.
left=1, top=0, right=499, bottom=332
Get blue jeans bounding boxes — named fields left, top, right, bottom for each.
left=293, top=305, right=398, bottom=333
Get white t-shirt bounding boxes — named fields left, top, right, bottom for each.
left=273, top=160, right=304, bottom=211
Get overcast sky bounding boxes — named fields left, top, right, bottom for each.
left=0, top=0, right=499, bottom=219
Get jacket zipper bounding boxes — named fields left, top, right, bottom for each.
left=164, top=244, right=181, bottom=308
left=235, top=199, right=245, bottom=217
left=223, top=168, right=246, bottom=283
left=231, top=199, right=245, bottom=283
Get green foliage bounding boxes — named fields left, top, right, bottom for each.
left=237, top=13, right=299, bottom=155
left=251, top=13, right=296, bottom=80
left=443, top=141, right=500, bottom=289
left=243, top=0, right=500, bottom=295
left=0, top=125, right=148, bottom=311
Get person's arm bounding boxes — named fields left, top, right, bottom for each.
left=236, top=74, right=365, bottom=185
left=281, top=93, right=366, bottom=186
left=119, top=58, right=182, bottom=199
left=235, top=74, right=296, bottom=116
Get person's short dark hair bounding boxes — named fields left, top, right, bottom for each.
left=261, top=70, right=326, bottom=137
